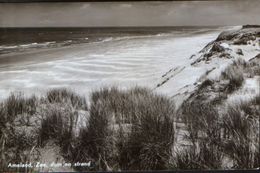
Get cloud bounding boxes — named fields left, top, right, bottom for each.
left=80, top=3, right=91, bottom=9
left=0, top=0, right=259, bottom=27
left=119, top=4, right=132, bottom=8
left=39, top=19, right=52, bottom=24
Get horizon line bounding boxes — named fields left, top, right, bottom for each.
left=0, top=0, right=234, bottom=3
left=0, top=25, right=234, bottom=28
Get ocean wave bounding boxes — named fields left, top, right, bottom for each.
left=1, top=41, right=57, bottom=50
left=96, top=34, right=171, bottom=44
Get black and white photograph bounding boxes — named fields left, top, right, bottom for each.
left=0, top=0, right=259, bottom=172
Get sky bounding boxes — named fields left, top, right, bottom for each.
left=0, top=0, right=259, bottom=27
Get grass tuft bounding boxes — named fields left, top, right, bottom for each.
left=222, top=99, right=260, bottom=168
left=75, top=86, right=175, bottom=171
left=221, top=60, right=245, bottom=93
left=46, top=88, right=88, bottom=110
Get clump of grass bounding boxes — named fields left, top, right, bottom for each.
left=178, top=77, right=260, bottom=170
left=253, top=94, right=260, bottom=106
left=46, top=88, right=87, bottom=110
left=222, top=98, right=260, bottom=169
left=0, top=94, right=39, bottom=172
left=0, top=89, right=86, bottom=172
left=37, top=101, right=83, bottom=162
left=125, top=94, right=175, bottom=170
left=246, top=57, right=260, bottom=77
left=172, top=148, right=201, bottom=170
left=37, top=88, right=88, bottom=161
left=4, top=93, right=37, bottom=120
left=38, top=106, right=77, bottom=145
left=173, top=141, right=223, bottom=170
left=182, top=102, right=221, bottom=142
left=75, top=86, right=175, bottom=171
left=221, top=60, right=245, bottom=93
left=179, top=101, right=223, bottom=169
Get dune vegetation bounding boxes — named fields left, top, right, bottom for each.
left=0, top=83, right=259, bottom=171
left=0, top=87, right=176, bottom=171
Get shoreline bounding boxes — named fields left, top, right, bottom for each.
left=0, top=27, right=226, bottom=57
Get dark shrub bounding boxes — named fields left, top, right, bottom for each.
left=236, top=49, right=244, bottom=55
left=233, top=33, right=256, bottom=45
left=211, top=43, right=225, bottom=53
left=198, top=79, right=213, bottom=90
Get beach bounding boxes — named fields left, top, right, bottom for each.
left=0, top=27, right=224, bottom=99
